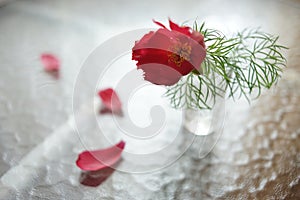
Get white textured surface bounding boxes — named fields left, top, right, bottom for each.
left=0, top=0, right=299, bottom=199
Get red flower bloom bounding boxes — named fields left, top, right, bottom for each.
left=132, top=19, right=206, bottom=86
left=98, top=88, right=122, bottom=114
left=40, top=53, right=60, bottom=71
left=76, top=141, right=125, bottom=171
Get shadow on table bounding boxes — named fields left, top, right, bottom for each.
left=79, top=167, right=116, bottom=187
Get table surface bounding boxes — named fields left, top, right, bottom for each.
left=0, top=0, right=299, bottom=199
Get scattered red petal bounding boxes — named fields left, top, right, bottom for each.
left=76, top=141, right=125, bottom=171
left=41, top=53, right=60, bottom=71
left=98, top=88, right=122, bottom=114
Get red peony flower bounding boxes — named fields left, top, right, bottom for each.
left=132, top=19, right=206, bottom=86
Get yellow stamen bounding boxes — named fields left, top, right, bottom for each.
left=168, top=41, right=192, bottom=67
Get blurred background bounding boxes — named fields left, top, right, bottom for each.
left=0, top=0, right=299, bottom=199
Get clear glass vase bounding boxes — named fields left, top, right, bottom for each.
left=183, top=95, right=225, bottom=133
left=184, top=108, right=214, bottom=136
left=183, top=95, right=226, bottom=158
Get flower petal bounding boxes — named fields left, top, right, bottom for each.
left=132, top=31, right=155, bottom=54
left=168, top=19, right=191, bottom=36
left=98, top=88, right=122, bottom=113
left=139, top=63, right=182, bottom=86
left=153, top=19, right=167, bottom=29
left=76, top=141, right=125, bottom=171
left=133, top=28, right=172, bottom=58
left=40, top=53, right=60, bottom=71
left=191, top=31, right=206, bottom=48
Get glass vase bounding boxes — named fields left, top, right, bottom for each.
left=183, top=95, right=226, bottom=158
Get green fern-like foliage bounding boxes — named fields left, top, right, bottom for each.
left=165, top=22, right=287, bottom=109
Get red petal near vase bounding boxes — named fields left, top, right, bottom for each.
left=76, top=141, right=125, bottom=171
left=98, top=88, right=122, bottom=113
left=40, top=53, right=60, bottom=71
